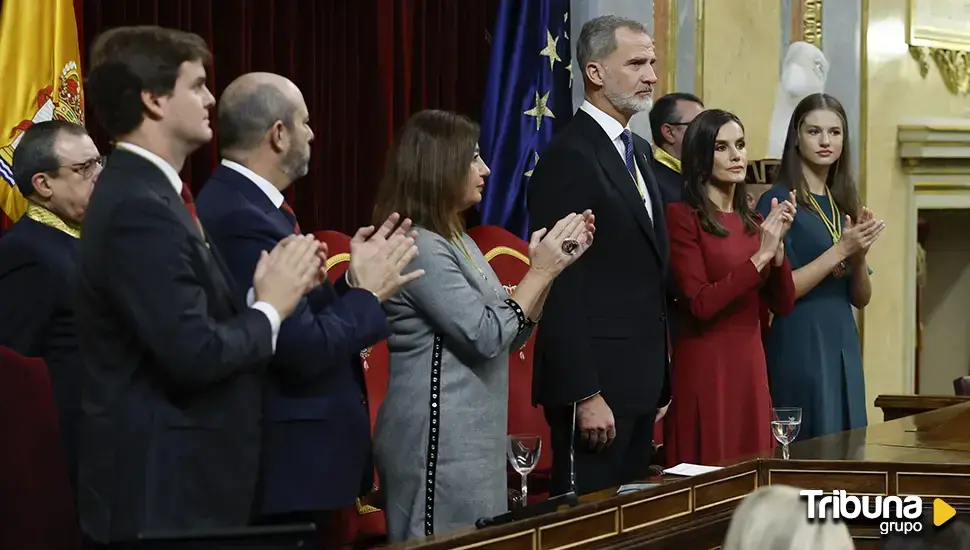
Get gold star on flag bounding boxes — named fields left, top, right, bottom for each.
left=524, top=91, right=555, bottom=130
left=524, top=152, right=540, bottom=177
left=539, top=30, right=561, bottom=70
left=565, top=62, right=574, bottom=88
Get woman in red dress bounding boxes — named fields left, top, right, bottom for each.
left=665, top=109, right=797, bottom=465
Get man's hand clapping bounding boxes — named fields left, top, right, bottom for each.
left=349, top=212, right=426, bottom=302
left=253, top=234, right=322, bottom=318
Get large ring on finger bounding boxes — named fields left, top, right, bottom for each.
left=561, top=238, right=579, bottom=255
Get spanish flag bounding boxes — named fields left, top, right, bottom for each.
left=0, top=0, right=85, bottom=225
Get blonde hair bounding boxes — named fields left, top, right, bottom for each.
left=723, top=485, right=855, bottom=550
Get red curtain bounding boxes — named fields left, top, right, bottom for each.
left=78, top=0, right=499, bottom=234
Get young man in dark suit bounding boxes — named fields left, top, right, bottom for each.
left=0, top=120, right=102, bottom=489
left=527, top=15, right=671, bottom=496
left=195, top=72, right=421, bottom=539
left=648, top=92, right=704, bottom=205
left=77, top=27, right=322, bottom=545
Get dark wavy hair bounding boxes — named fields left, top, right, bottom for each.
left=682, top=109, right=757, bottom=237
left=778, top=93, right=860, bottom=222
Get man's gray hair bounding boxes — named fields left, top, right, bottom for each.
left=576, top=15, right=649, bottom=69
left=218, top=83, right=297, bottom=152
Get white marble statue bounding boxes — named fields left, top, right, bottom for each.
left=766, top=41, right=830, bottom=158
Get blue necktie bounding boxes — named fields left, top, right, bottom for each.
left=619, top=129, right=637, bottom=178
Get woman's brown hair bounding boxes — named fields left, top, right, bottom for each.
left=778, top=93, right=861, bottom=222
left=373, top=110, right=479, bottom=239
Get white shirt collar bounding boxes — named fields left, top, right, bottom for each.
left=580, top=100, right=629, bottom=142
left=220, top=159, right=284, bottom=208
left=115, top=142, right=184, bottom=195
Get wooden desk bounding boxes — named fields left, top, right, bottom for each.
left=875, top=393, right=970, bottom=421
left=382, top=402, right=970, bottom=550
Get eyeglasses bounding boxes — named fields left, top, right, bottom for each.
left=55, top=156, right=106, bottom=179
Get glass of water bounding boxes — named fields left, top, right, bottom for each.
left=507, top=434, right=541, bottom=507
left=771, top=407, right=802, bottom=460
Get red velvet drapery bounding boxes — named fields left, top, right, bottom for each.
left=75, top=0, right=498, bottom=234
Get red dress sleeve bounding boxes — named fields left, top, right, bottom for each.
left=666, top=203, right=765, bottom=321
left=762, top=254, right=796, bottom=316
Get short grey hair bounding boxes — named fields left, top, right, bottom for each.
left=723, top=485, right=854, bottom=550
left=218, top=83, right=297, bottom=153
left=576, top=15, right=649, bottom=69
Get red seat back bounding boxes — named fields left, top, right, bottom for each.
left=468, top=226, right=552, bottom=474
left=0, top=346, right=81, bottom=550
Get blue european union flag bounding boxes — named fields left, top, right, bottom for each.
left=479, top=0, right=574, bottom=239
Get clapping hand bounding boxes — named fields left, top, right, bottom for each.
left=253, top=234, right=323, bottom=318
left=349, top=212, right=425, bottom=301
left=528, top=210, right=596, bottom=279
left=309, top=241, right=331, bottom=289
left=839, top=207, right=885, bottom=257
left=760, top=191, right=796, bottom=265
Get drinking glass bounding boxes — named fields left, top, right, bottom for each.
left=771, top=407, right=802, bottom=460
left=507, top=434, right=541, bottom=507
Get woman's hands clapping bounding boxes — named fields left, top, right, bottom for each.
left=837, top=206, right=885, bottom=258
left=528, top=210, right=596, bottom=279
left=758, top=190, right=797, bottom=266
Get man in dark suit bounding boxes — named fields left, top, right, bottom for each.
left=195, top=72, right=422, bottom=537
left=648, top=93, right=704, bottom=348
left=0, top=120, right=102, bottom=489
left=648, top=92, right=704, bottom=206
left=77, top=27, right=324, bottom=545
left=527, top=15, right=671, bottom=496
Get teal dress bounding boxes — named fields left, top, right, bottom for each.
left=756, top=184, right=867, bottom=440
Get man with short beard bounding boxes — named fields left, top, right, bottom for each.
left=527, top=15, right=671, bottom=496
left=195, top=72, right=422, bottom=540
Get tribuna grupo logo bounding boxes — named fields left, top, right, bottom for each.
left=800, top=490, right=926, bottom=535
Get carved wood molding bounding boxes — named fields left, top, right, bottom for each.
left=910, top=46, right=970, bottom=95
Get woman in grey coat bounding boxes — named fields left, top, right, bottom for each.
left=372, top=110, right=595, bottom=542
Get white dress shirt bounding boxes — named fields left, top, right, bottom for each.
left=115, top=142, right=282, bottom=351
left=579, top=100, right=654, bottom=221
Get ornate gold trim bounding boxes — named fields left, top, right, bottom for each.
left=483, top=246, right=530, bottom=265
left=325, top=252, right=350, bottom=270
left=910, top=45, right=970, bottom=95
left=802, top=0, right=823, bottom=48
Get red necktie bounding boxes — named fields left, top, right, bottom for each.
left=179, top=183, right=204, bottom=236
left=280, top=201, right=301, bottom=234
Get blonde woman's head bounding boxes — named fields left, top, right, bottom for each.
left=723, top=485, right=854, bottom=550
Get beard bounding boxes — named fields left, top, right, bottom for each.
left=605, top=87, right=653, bottom=117
left=281, top=144, right=311, bottom=181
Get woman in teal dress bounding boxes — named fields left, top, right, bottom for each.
left=756, top=93, right=886, bottom=440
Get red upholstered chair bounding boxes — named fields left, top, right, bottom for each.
left=313, top=230, right=387, bottom=545
left=467, top=226, right=553, bottom=503
left=0, top=346, right=81, bottom=550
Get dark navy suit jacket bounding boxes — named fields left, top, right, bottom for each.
left=653, top=158, right=683, bottom=207
left=196, top=163, right=390, bottom=515
left=0, top=216, right=81, bottom=486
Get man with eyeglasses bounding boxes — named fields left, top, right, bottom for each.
left=0, top=119, right=103, bottom=490
left=648, top=92, right=704, bottom=205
